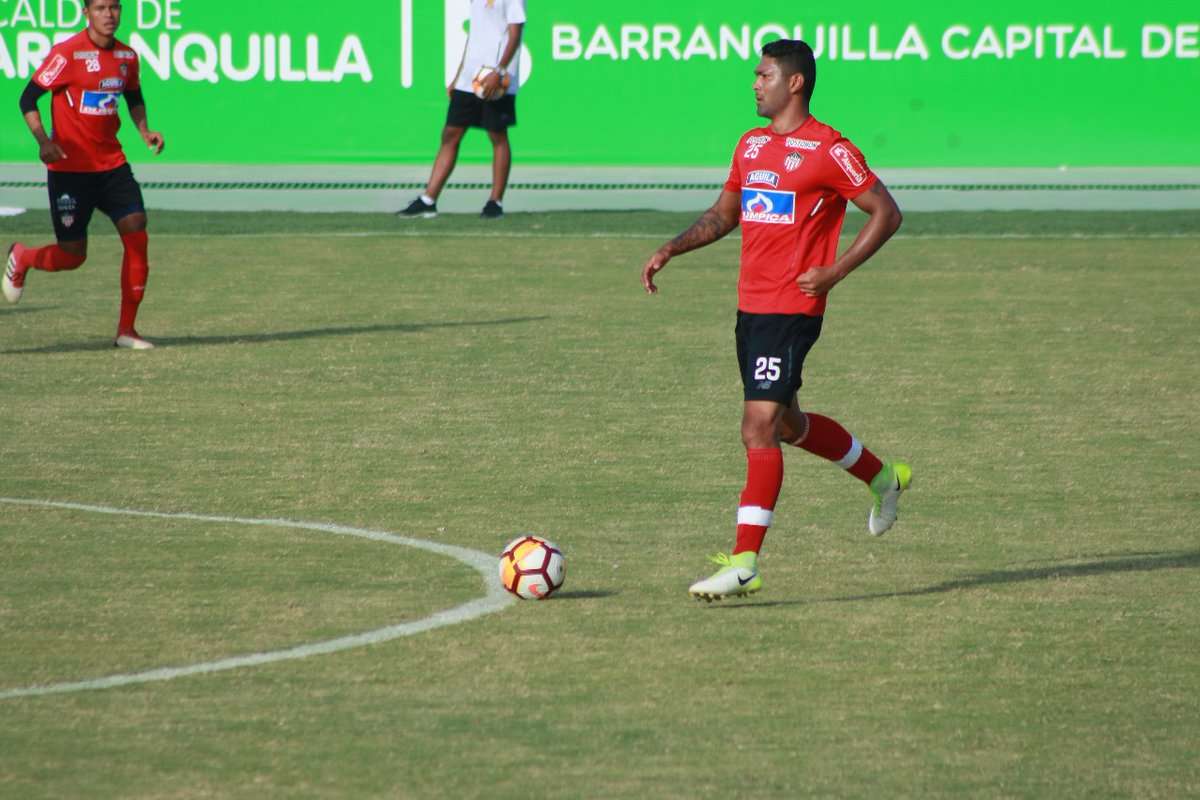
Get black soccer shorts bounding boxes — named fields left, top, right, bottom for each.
left=446, top=89, right=517, bottom=132
left=46, top=163, right=145, bottom=242
left=735, top=311, right=824, bottom=403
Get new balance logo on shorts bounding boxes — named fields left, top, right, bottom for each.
left=741, top=188, right=796, bottom=225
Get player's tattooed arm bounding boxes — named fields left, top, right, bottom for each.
left=666, top=199, right=739, bottom=257
left=642, top=191, right=740, bottom=294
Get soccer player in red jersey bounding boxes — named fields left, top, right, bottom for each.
left=4, top=0, right=165, bottom=349
left=640, top=39, right=911, bottom=601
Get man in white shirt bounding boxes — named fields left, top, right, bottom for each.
left=398, top=0, right=527, bottom=220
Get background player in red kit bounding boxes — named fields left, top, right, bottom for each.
left=4, top=0, right=165, bottom=349
left=640, top=39, right=911, bottom=601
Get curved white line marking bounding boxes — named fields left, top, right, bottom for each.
left=0, top=498, right=513, bottom=700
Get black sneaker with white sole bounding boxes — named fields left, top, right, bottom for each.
left=397, top=197, right=437, bottom=219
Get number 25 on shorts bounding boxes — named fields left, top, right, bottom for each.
left=754, top=357, right=781, bottom=381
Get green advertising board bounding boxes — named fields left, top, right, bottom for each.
left=1, top=1, right=1197, bottom=168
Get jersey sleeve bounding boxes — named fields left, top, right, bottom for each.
left=127, top=55, right=141, bottom=92
left=822, top=137, right=877, bottom=200
left=723, top=140, right=743, bottom=194
left=32, top=47, right=71, bottom=91
left=505, top=0, right=527, bottom=25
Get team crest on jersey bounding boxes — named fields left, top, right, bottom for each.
left=830, top=143, right=869, bottom=186
left=80, top=91, right=120, bottom=116
left=740, top=188, right=796, bottom=225
left=120, top=64, right=129, bottom=75
left=36, top=54, right=68, bottom=87
left=784, top=152, right=804, bottom=172
left=746, top=170, right=780, bottom=188
left=786, top=137, right=821, bottom=151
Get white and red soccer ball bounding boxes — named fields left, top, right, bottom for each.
left=498, top=535, right=565, bottom=600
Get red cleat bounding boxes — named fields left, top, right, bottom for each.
left=3, top=243, right=27, bottom=304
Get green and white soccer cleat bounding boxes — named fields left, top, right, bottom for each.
left=868, top=460, right=912, bottom=536
left=114, top=331, right=155, bottom=350
left=688, top=551, right=761, bottom=602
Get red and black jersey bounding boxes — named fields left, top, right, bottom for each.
left=32, top=29, right=141, bottom=173
left=724, top=115, right=877, bottom=316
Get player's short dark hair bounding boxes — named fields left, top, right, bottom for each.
left=762, top=39, right=817, bottom=102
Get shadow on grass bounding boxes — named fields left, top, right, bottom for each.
left=0, top=306, right=57, bottom=316
left=552, top=589, right=619, bottom=601
left=712, top=550, right=1200, bottom=609
left=0, top=316, right=550, bottom=354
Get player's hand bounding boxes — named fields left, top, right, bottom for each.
left=641, top=248, right=671, bottom=294
left=143, top=130, right=165, bottom=155
left=38, top=141, right=67, bottom=164
left=478, top=71, right=502, bottom=99
left=797, top=265, right=845, bottom=297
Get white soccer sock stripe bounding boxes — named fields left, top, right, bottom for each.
left=836, top=437, right=863, bottom=469
left=737, top=506, right=774, bottom=527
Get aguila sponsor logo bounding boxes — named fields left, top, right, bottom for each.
left=746, top=169, right=780, bottom=188
left=787, top=137, right=821, bottom=151
left=830, top=143, right=869, bottom=186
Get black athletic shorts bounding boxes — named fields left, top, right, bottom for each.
left=446, top=89, right=517, bottom=131
left=735, top=311, right=824, bottom=403
left=46, top=163, right=145, bottom=242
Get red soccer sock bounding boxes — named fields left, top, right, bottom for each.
left=792, top=412, right=883, bottom=485
left=732, top=447, right=784, bottom=555
left=25, top=243, right=86, bottom=272
left=118, top=231, right=149, bottom=334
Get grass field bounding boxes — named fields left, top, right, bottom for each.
left=1, top=209, right=1198, bottom=798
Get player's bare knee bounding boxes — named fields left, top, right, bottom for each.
left=780, top=409, right=809, bottom=445
left=116, top=213, right=147, bottom=234
left=58, top=240, right=88, bottom=267
left=741, top=417, right=778, bottom=449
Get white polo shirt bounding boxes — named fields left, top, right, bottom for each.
left=453, top=0, right=527, bottom=96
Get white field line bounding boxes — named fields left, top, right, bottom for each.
left=0, top=498, right=514, bottom=700
left=137, top=231, right=1200, bottom=241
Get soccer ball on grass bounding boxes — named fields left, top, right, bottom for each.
left=499, top=535, right=565, bottom=600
